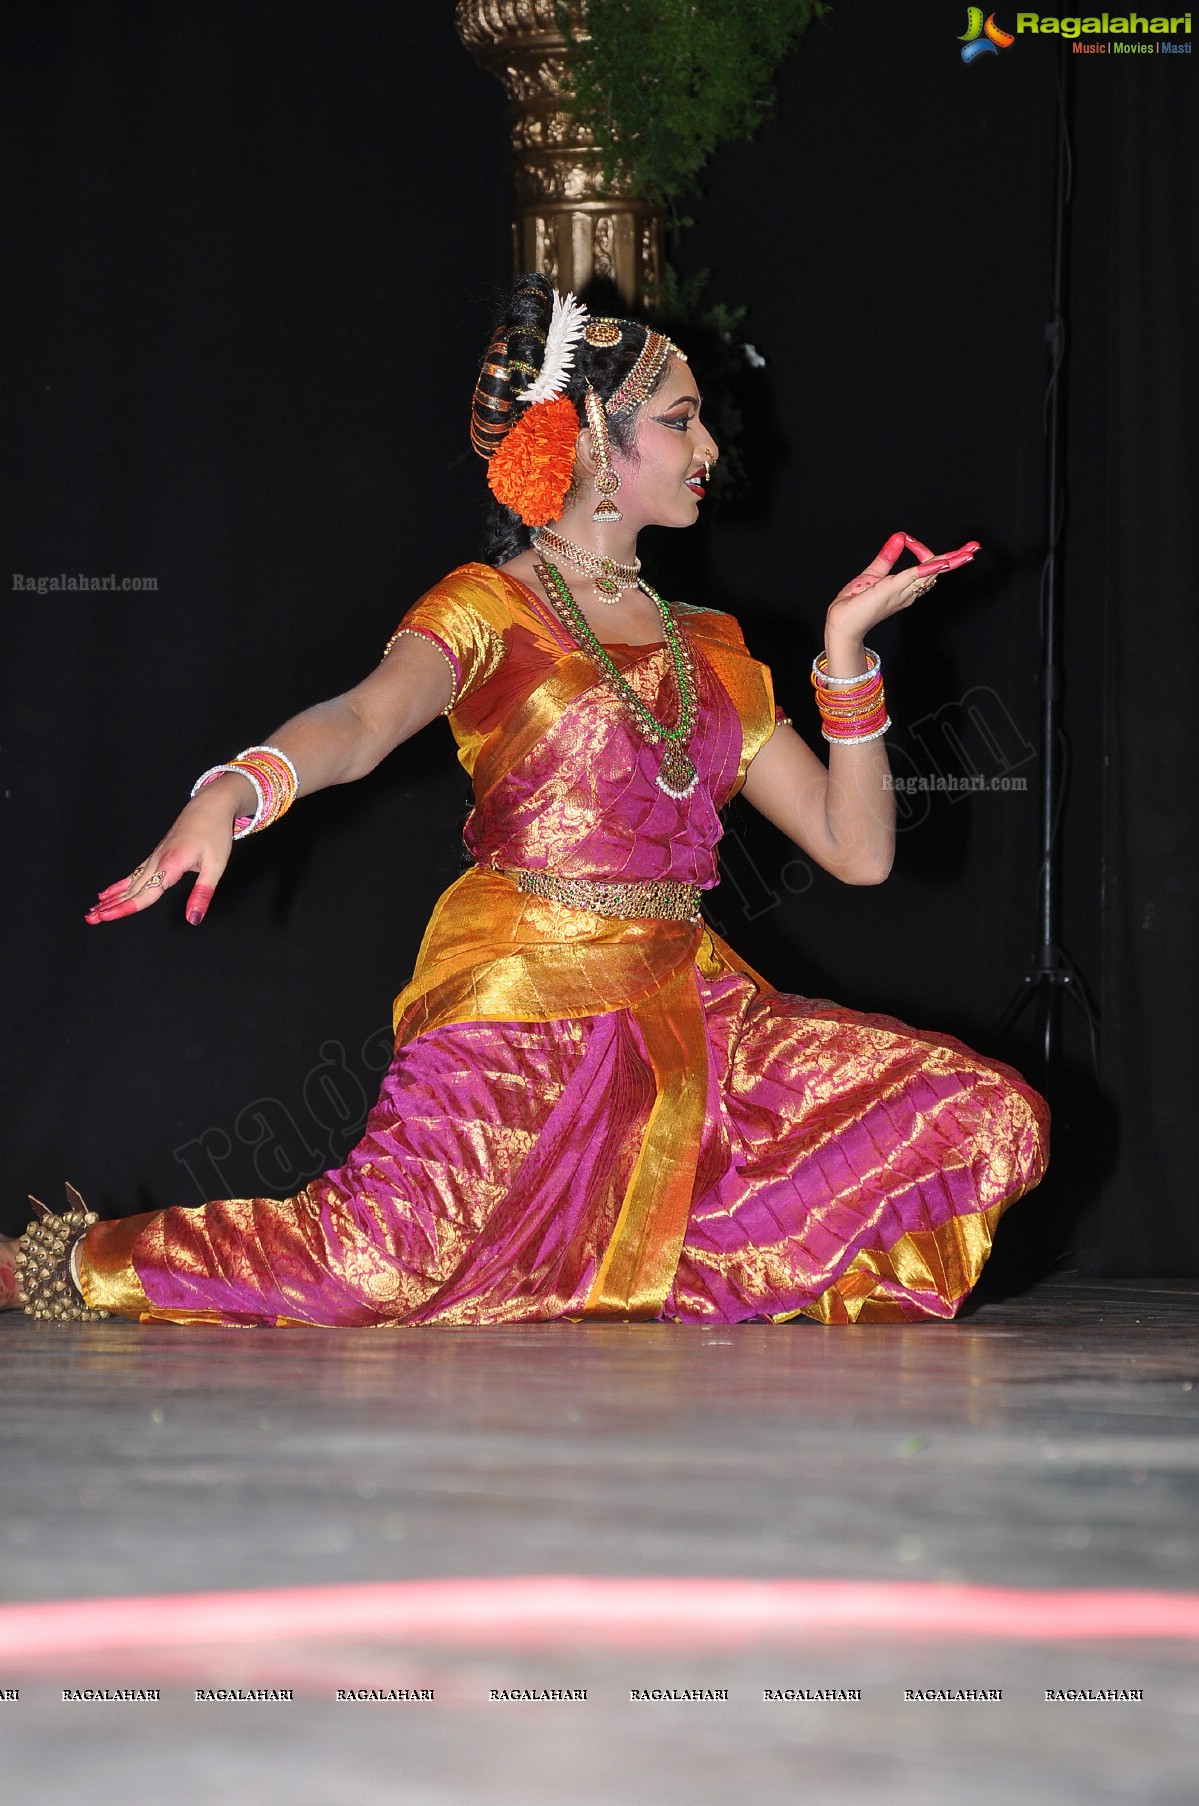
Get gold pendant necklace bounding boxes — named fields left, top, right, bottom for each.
left=531, top=527, right=641, bottom=604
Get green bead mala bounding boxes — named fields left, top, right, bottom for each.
left=534, top=559, right=699, bottom=799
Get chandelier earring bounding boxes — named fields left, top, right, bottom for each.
left=583, top=386, right=622, bottom=524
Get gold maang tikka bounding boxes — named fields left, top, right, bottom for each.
left=583, top=384, right=622, bottom=524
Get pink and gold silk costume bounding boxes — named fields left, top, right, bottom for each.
left=80, top=564, right=1049, bottom=1328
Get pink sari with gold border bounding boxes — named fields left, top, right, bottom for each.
left=81, top=564, right=1049, bottom=1327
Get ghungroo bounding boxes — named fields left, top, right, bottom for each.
left=15, top=1186, right=110, bottom=1322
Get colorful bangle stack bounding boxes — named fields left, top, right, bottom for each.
left=810, top=649, right=891, bottom=745
left=190, top=744, right=300, bottom=839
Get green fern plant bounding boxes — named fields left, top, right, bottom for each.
left=554, top=2, right=830, bottom=498
left=556, top=0, right=831, bottom=212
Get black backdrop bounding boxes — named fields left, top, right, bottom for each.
left=4, top=4, right=1195, bottom=1277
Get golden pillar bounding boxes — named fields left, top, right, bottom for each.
left=454, top=0, right=663, bottom=310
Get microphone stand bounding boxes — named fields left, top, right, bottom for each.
left=995, top=45, right=1099, bottom=1078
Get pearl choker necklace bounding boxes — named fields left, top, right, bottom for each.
left=531, top=528, right=640, bottom=604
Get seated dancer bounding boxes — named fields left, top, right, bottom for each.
left=4, top=275, right=1049, bottom=1328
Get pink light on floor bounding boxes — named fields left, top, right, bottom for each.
left=1, top=1576, right=1198, bottom=1660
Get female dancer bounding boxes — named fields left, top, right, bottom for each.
left=4, top=275, right=1048, bottom=1328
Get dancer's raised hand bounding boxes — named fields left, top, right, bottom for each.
left=826, top=531, right=979, bottom=643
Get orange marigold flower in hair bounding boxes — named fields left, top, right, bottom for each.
left=486, top=394, right=580, bottom=526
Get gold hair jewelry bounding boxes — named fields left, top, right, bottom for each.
left=584, top=320, right=622, bottom=348
left=531, top=527, right=641, bottom=604
left=583, top=384, right=623, bottom=524
left=607, top=329, right=686, bottom=418
left=470, top=329, right=514, bottom=459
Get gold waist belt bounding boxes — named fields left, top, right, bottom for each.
left=502, top=867, right=703, bottom=923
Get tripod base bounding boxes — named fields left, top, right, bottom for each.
left=996, top=944, right=1099, bottom=1075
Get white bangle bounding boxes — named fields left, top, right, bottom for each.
left=813, top=647, right=881, bottom=687
left=190, top=762, right=269, bottom=839
left=190, top=746, right=299, bottom=840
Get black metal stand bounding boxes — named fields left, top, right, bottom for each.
left=995, top=47, right=1099, bottom=1078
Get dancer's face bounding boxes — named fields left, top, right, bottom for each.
left=614, top=357, right=720, bottom=530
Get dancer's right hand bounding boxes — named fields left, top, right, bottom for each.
left=84, top=784, right=243, bottom=928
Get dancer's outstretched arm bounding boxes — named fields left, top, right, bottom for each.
left=85, top=629, right=455, bottom=929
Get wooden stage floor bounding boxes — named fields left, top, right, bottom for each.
left=2, top=1272, right=1196, bottom=1803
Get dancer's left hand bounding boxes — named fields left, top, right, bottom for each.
left=826, top=531, right=979, bottom=642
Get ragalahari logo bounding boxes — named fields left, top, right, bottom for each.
left=959, top=8, right=1017, bottom=59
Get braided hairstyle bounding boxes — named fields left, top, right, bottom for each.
left=472, top=271, right=672, bottom=565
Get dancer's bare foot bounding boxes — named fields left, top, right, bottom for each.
left=0, top=1234, right=21, bottom=1310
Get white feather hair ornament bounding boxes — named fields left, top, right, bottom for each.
left=514, top=291, right=589, bottom=408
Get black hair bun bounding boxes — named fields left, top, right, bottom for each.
left=473, top=274, right=667, bottom=565
left=470, top=273, right=556, bottom=460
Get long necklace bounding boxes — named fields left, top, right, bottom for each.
left=531, top=527, right=640, bottom=604
left=534, top=558, right=699, bottom=799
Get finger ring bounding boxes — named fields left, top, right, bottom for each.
left=132, top=863, right=147, bottom=877
left=145, top=869, right=166, bottom=889
left=909, top=579, right=935, bottom=598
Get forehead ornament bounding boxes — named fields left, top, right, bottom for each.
left=605, top=328, right=687, bottom=418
